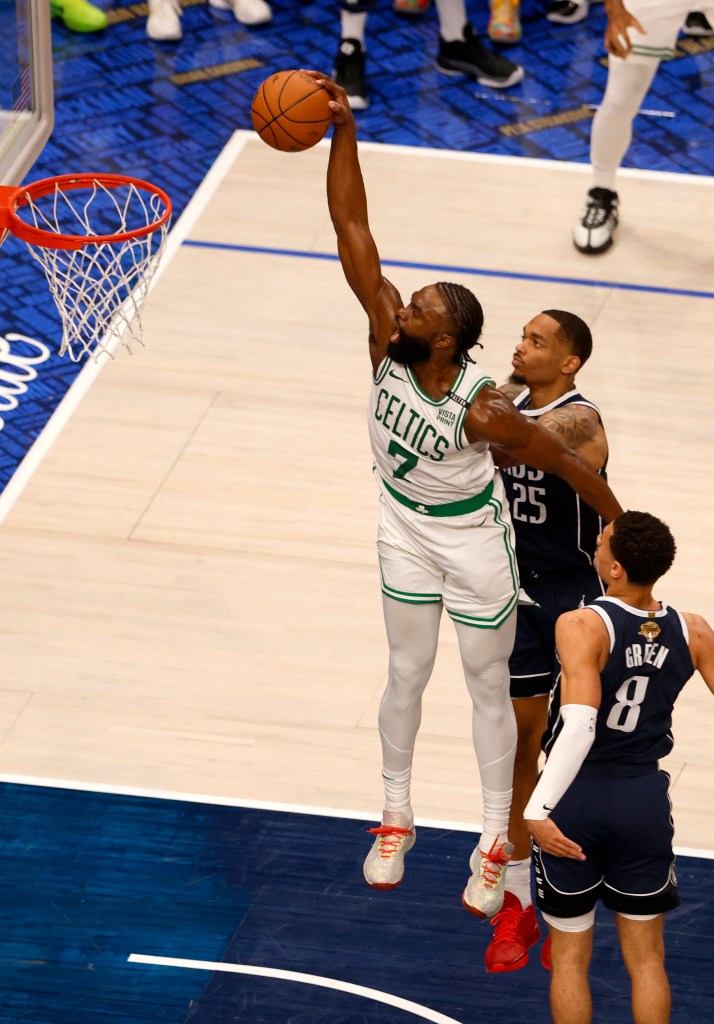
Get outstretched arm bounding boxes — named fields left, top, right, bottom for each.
left=303, top=71, right=400, bottom=372
left=466, top=386, right=622, bottom=522
left=491, top=398, right=607, bottom=472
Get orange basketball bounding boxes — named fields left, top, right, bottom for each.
left=251, top=70, right=332, bottom=153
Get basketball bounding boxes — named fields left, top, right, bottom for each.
left=251, top=70, right=332, bottom=153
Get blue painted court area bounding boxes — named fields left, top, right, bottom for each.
left=1, top=783, right=712, bottom=1023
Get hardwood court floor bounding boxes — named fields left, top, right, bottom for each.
left=1, top=133, right=713, bottom=848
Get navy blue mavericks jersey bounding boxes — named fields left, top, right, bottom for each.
left=501, top=388, right=606, bottom=575
left=545, top=597, right=696, bottom=765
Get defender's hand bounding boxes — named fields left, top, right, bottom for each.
left=527, top=818, right=586, bottom=861
left=301, top=70, right=353, bottom=126
left=605, top=10, right=645, bottom=58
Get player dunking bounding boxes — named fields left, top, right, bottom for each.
left=307, top=70, right=622, bottom=917
left=525, top=512, right=714, bottom=1023
left=484, top=309, right=609, bottom=970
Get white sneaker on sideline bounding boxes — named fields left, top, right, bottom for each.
left=573, top=187, right=619, bottom=254
left=463, top=836, right=513, bottom=918
left=147, top=0, right=182, bottom=39
left=235, top=0, right=272, bottom=24
left=208, top=0, right=271, bottom=23
left=363, top=809, right=415, bottom=889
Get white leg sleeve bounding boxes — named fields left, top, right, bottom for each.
left=378, top=597, right=442, bottom=773
left=454, top=612, right=518, bottom=796
left=591, top=58, right=660, bottom=190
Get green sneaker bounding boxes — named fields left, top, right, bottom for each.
left=50, top=0, right=108, bottom=32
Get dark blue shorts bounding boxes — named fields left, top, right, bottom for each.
left=533, top=764, right=679, bottom=918
left=510, top=570, right=604, bottom=699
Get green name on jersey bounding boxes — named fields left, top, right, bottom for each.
left=374, top=388, right=450, bottom=462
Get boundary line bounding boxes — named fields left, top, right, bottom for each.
left=1, top=771, right=712, bottom=860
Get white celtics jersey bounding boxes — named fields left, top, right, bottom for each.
left=368, top=355, right=496, bottom=508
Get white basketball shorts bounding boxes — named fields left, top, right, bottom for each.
left=616, top=0, right=714, bottom=63
left=376, top=473, right=519, bottom=629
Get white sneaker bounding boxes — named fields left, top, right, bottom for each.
left=147, top=0, right=182, bottom=39
left=234, top=0, right=272, bottom=24
left=462, top=836, right=513, bottom=918
left=208, top=0, right=271, bottom=22
left=546, top=0, right=589, bottom=24
left=363, top=809, right=415, bottom=889
left=573, top=187, right=619, bottom=254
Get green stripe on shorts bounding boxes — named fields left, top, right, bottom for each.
left=380, top=567, right=442, bottom=605
left=445, top=495, right=519, bottom=628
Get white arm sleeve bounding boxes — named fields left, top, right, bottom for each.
left=523, top=704, right=597, bottom=821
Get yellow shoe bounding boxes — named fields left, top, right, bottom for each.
left=50, top=0, right=108, bottom=33
left=488, top=0, right=521, bottom=44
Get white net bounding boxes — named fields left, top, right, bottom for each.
left=20, top=178, right=170, bottom=361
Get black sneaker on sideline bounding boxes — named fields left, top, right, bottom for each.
left=334, top=37, right=369, bottom=110
left=436, top=22, right=524, bottom=88
left=546, top=0, right=589, bottom=24
left=682, top=11, right=713, bottom=35
left=573, top=188, right=619, bottom=254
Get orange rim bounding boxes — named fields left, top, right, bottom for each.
left=0, top=173, right=172, bottom=251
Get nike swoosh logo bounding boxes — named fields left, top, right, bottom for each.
left=389, top=370, right=407, bottom=382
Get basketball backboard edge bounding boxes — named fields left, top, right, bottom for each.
left=0, top=0, right=54, bottom=187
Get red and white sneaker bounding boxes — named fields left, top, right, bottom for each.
left=462, top=836, right=514, bottom=918
left=484, top=892, right=541, bottom=972
left=363, top=810, right=415, bottom=889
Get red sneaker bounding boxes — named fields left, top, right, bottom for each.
left=484, top=892, right=541, bottom=973
left=541, top=933, right=552, bottom=971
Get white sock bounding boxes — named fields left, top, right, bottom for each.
left=341, top=11, right=367, bottom=46
left=505, top=858, right=532, bottom=908
left=383, top=766, right=412, bottom=820
left=434, top=0, right=467, bottom=41
left=480, top=786, right=512, bottom=853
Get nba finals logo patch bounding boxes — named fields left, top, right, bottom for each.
left=639, top=621, right=661, bottom=642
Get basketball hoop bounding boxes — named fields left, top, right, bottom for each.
left=0, top=173, right=172, bottom=361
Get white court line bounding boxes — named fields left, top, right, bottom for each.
left=0, top=131, right=254, bottom=526
left=0, top=771, right=479, bottom=832
left=310, top=134, right=714, bottom=186
left=1, top=771, right=712, bottom=860
left=128, top=953, right=465, bottom=1024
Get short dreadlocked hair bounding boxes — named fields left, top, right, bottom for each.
left=541, top=309, right=593, bottom=367
left=435, top=282, right=484, bottom=363
left=610, top=511, right=676, bottom=586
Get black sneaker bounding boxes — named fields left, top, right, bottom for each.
left=573, top=188, right=619, bottom=254
left=682, top=11, right=713, bottom=36
left=334, top=38, right=368, bottom=110
left=436, top=22, right=524, bottom=88
left=546, top=0, right=589, bottom=24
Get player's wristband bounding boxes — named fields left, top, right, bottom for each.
left=523, top=704, right=597, bottom=821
